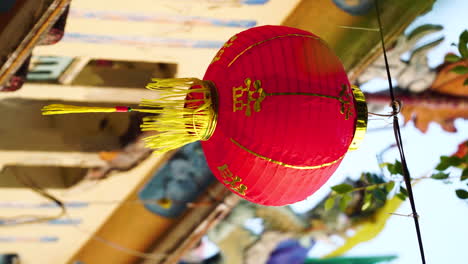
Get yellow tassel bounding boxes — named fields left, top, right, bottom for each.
left=41, top=78, right=217, bottom=154
left=41, top=104, right=118, bottom=115
left=140, top=78, right=217, bottom=154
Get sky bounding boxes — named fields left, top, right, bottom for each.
left=288, top=0, right=468, bottom=263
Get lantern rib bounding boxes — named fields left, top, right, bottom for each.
left=230, top=138, right=344, bottom=170
left=228, top=34, right=320, bottom=67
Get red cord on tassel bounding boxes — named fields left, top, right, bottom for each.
left=115, top=106, right=130, bottom=112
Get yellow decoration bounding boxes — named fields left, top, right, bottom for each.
left=211, top=35, right=237, bottom=64
left=41, top=78, right=218, bottom=154
left=230, top=138, right=345, bottom=170
left=232, top=78, right=355, bottom=119
left=42, top=104, right=120, bottom=115
left=232, top=78, right=266, bottom=116
left=348, top=85, right=368, bottom=151
left=217, top=164, right=248, bottom=195
left=228, top=34, right=320, bottom=67
left=325, top=196, right=404, bottom=257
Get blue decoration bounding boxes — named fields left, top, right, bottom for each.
left=332, top=0, right=374, bottom=16
left=63, top=33, right=225, bottom=49
left=0, top=218, right=81, bottom=226
left=242, top=0, right=269, bottom=4
left=138, top=142, right=215, bottom=218
left=0, top=236, right=58, bottom=243
left=27, top=56, right=73, bottom=81
left=0, top=201, right=88, bottom=209
left=69, top=9, right=257, bottom=28
left=266, top=240, right=314, bottom=264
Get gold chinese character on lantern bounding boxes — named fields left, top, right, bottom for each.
left=217, top=164, right=248, bottom=195
left=232, top=78, right=267, bottom=117
left=211, top=35, right=238, bottom=64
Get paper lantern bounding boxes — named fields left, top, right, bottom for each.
left=42, top=25, right=367, bottom=206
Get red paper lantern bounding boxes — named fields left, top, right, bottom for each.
left=42, top=25, right=367, bottom=206
left=199, top=25, right=366, bottom=205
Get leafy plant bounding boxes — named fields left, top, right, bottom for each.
left=326, top=141, right=468, bottom=213
left=325, top=172, right=398, bottom=214
left=431, top=141, right=468, bottom=199
left=444, top=30, right=468, bottom=85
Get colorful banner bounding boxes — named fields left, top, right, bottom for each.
left=69, top=9, right=257, bottom=28
left=63, top=32, right=225, bottom=49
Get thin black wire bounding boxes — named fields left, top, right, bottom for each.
left=374, top=1, right=426, bottom=263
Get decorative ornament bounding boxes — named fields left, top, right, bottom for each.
left=42, top=26, right=367, bottom=206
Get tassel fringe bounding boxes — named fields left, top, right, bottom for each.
left=141, top=78, right=216, bottom=154
left=41, top=78, right=217, bottom=154
left=42, top=104, right=119, bottom=115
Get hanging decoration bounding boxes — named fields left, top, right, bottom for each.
left=42, top=25, right=368, bottom=206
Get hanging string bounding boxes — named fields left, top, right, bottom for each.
left=374, top=1, right=426, bottom=263
left=0, top=173, right=66, bottom=226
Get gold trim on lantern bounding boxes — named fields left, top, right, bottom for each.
left=348, top=85, right=368, bottom=151
left=230, top=138, right=344, bottom=170
left=228, top=34, right=320, bottom=67
left=202, top=80, right=218, bottom=141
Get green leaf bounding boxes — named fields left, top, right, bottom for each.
left=450, top=65, right=468, bottom=75
left=431, top=172, right=450, bottom=180
left=361, top=192, right=372, bottom=211
left=461, top=30, right=468, bottom=43
left=325, top=197, right=335, bottom=211
left=400, top=186, right=408, bottom=196
left=340, top=193, right=352, bottom=211
left=364, top=173, right=380, bottom=184
left=455, top=189, right=468, bottom=199
left=373, top=189, right=387, bottom=202
left=331, top=183, right=353, bottom=194
left=459, top=30, right=468, bottom=58
left=396, top=193, right=407, bottom=201
left=407, top=24, right=443, bottom=41
left=379, top=162, right=390, bottom=168
left=445, top=54, right=461, bottom=62
left=386, top=181, right=395, bottom=192
left=387, top=160, right=403, bottom=175
left=461, top=168, right=468, bottom=181
left=464, top=78, right=468, bottom=86
left=436, top=156, right=463, bottom=170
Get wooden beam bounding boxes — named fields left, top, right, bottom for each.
left=0, top=150, right=106, bottom=170
left=58, top=57, right=91, bottom=84
left=141, top=187, right=240, bottom=264
left=0, top=0, right=71, bottom=86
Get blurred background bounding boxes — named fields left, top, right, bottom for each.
left=0, top=0, right=467, bottom=263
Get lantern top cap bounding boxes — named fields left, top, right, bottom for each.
left=348, top=85, right=368, bottom=151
